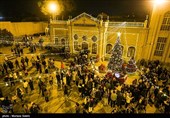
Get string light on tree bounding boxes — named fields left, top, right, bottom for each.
left=107, top=34, right=123, bottom=72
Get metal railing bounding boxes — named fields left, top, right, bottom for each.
left=108, top=22, right=144, bottom=28
left=50, top=20, right=67, bottom=24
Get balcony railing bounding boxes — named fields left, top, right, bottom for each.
left=50, top=20, right=67, bottom=24
left=108, top=22, right=144, bottom=28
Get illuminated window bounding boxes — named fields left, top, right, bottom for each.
left=127, top=47, right=135, bottom=57
left=106, top=44, right=112, bottom=54
left=61, top=39, right=65, bottom=45
left=154, top=37, right=167, bottom=56
left=82, top=42, right=88, bottom=49
left=74, top=41, right=79, bottom=51
left=160, top=11, right=170, bottom=31
left=92, top=43, right=97, bottom=54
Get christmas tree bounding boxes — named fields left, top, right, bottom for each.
left=126, top=57, right=137, bottom=73
left=107, top=36, right=123, bottom=72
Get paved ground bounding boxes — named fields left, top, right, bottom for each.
left=0, top=36, right=158, bottom=113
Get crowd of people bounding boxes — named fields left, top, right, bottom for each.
left=0, top=39, right=170, bottom=114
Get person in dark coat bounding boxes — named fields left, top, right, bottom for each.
left=56, top=72, right=61, bottom=88
left=66, top=73, right=71, bottom=87
left=0, top=88, right=3, bottom=97
left=20, top=48, right=23, bottom=55
left=88, top=97, right=94, bottom=113
left=45, top=67, right=48, bottom=74
left=9, top=75, right=15, bottom=86
left=95, top=89, right=101, bottom=103
left=38, top=78, right=42, bottom=94
left=36, top=61, right=40, bottom=72
left=37, top=56, right=40, bottom=61
left=81, top=84, right=85, bottom=98
left=16, top=88, right=23, bottom=101
left=75, top=103, right=80, bottom=113
left=41, top=82, right=46, bottom=97
left=64, top=84, right=68, bottom=101
left=21, top=64, right=26, bottom=71
left=30, top=103, right=41, bottom=113
left=3, top=62, right=8, bottom=74
left=164, top=98, right=170, bottom=113
left=42, top=60, right=46, bottom=70
left=39, top=64, right=42, bottom=74
left=25, top=56, right=29, bottom=66
left=8, top=61, right=14, bottom=71
left=28, top=77, right=34, bottom=91
left=108, top=90, right=111, bottom=106
left=44, top=88, right=49, bottom=102
left=2, top=96, right=14, bottom=113
left=21, top=57, right=25, bottom=66
left=15, top=59, right=20, bottom=69
left=49, top=75, right=53, bottom=85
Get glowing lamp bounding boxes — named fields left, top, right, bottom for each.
left=154, top=0, right=166, bottom=5
left=117, top=32, right=121, bottom=37
left=115, top=72, right=120, bottom=78
left=48, top=2, right=58, bottom=13
left=5, top=83, right=9, bottom=86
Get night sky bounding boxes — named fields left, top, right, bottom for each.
left=0, top=0, right=153, bottom=21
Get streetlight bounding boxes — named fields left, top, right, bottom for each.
left=48, top=1, right=58, bottom=21
left=154, top=0, right=166, bottom=5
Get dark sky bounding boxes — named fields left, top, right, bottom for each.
left=0, top=0, right=153, bottom=21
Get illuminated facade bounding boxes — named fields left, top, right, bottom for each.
left=50, top=3, right=170, bottom=63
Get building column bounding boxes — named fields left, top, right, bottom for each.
left=98, top=20, right=104, bottom=62
left=67, top=20, right=73, bottom=54
left=103, top=20, right=109, bottom=61
left=146, top=7, right=158, bottom=60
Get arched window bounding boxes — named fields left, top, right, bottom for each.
left=106, top=44, right=112, bottom=54
left=82, top=42, right=88, bottom=49
left=55, top=37, right=59, bottom=45
left=160, top=11, right=170, bottom=31
left=92, top=43, right=97, bottom=54
left=127, top=47, right=135, bottom=57
left=74, top=41, right=79, bottom=51
left=154, top=37, right=167, bottom=56
left=61, top=39, right=65, bottom=45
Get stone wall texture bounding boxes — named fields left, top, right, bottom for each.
left=0, top=21, right=48, bottom=36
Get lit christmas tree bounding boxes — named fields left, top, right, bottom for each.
left=126, top=57, right=137, bottom=73
left=107, top=33, right=123, bottom=72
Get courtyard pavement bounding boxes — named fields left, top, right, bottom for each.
left=0, top=36, right=158, bottom=113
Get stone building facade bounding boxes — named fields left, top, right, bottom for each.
left=50, top=2, right=170, bottom=63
